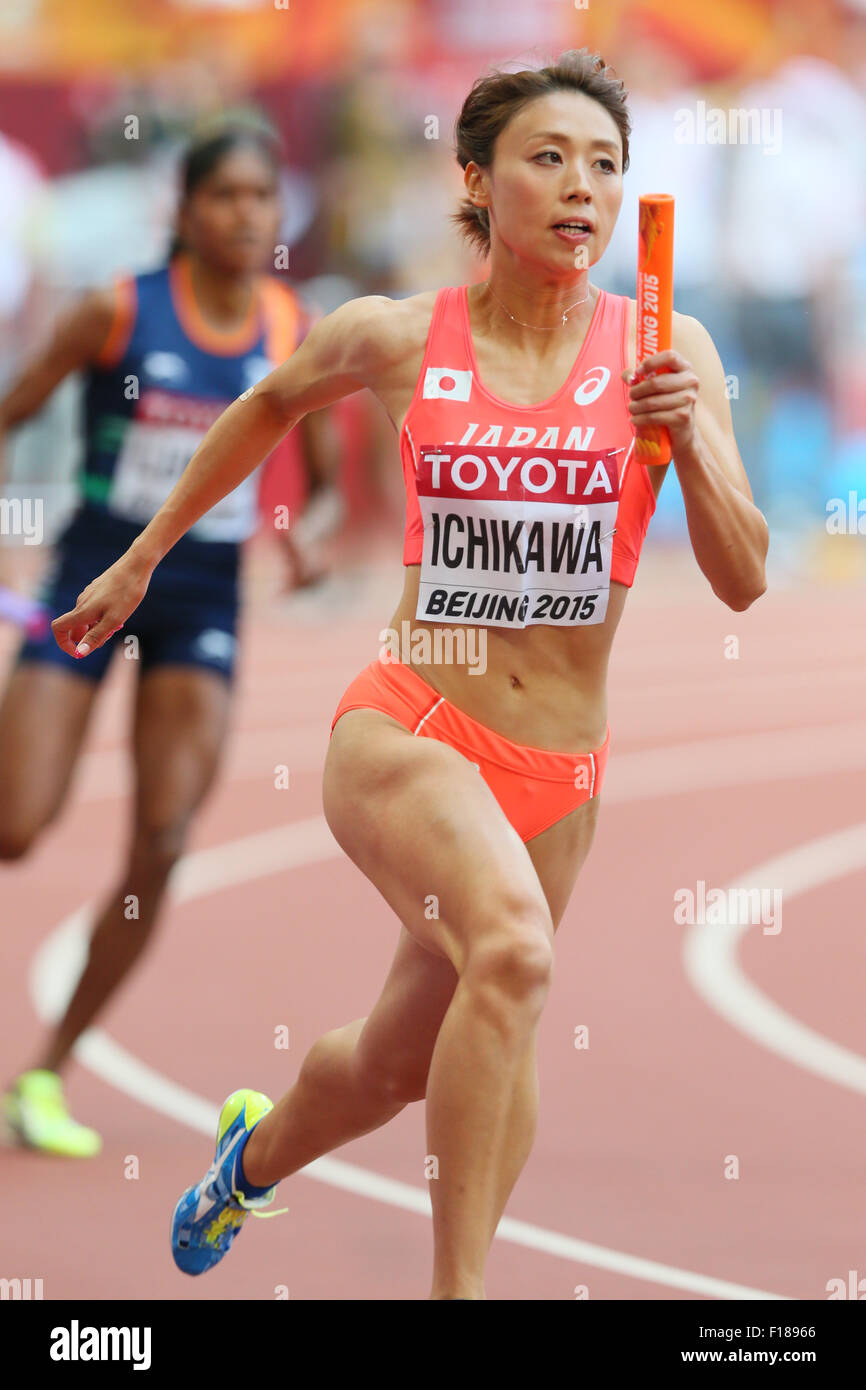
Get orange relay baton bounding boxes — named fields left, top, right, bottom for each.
left=635, top=193, right=674, bottom=466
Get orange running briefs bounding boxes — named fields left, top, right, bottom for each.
left=331, top=658, right=609, bottom=844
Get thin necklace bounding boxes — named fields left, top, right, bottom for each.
left=483, top=280, right=592, bottom=330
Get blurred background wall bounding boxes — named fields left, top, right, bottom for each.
left=0, top=0, right=864, bottom=582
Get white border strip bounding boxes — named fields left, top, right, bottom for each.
left=413, top=697, right=444, bottom=736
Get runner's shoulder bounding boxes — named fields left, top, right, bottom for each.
left=623, top=297, right=718, bottom=362
left=313, top=291, right=440, bottom=382
left=67, top=284, right=121, bottom=337
left=36, top=283, right=126, bottom=370
left=671, top=310, right=717, bottom=356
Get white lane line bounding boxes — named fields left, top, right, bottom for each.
left=683, top=821, right=866, bottom=1093
left=29, top=818, right=788, bottom=1302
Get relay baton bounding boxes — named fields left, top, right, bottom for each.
left=635, top=193, right=674, bottom=465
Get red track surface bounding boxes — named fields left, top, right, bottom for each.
left=1, top=539, right=864, bottom=1301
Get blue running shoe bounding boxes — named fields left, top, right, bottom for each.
left=171, top=1088, right=287, bottom=1276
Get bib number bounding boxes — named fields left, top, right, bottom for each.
left=413, top=443, right=622, bottom=629
left=109, top=421, right=257, bottom=542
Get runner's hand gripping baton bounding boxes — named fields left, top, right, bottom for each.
left=634, top=194, right=674, bottom=466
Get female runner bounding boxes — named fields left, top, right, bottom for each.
left=0, top=124, right=336, bottom=1156
left=49, top=51, right=768, bottom=1296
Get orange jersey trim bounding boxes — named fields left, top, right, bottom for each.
left=93, top=276, right=138, bottom=369
left=168, top=254, right=263, bottom=357
left=259, top=278, right=302, bottom=364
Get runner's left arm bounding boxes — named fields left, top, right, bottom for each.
left=625, top=314, right=769, bottom=610
left=268, top=406, right=344, bottom=589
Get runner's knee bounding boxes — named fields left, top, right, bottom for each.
left=462, top=902, right=555, bottom=1018
left=302, top=1023, right=427, bottom=1107
left=0, top=822, right=40, bottom=862
left=0, top=779, right=68, bottom=860
left=128, top=821, right=190, bottom=877
left=351, top=1040, right=431, bottom=1105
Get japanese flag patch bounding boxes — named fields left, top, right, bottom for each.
left=423, top=367, right=473, bottom=401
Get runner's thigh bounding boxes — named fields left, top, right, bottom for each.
left=0, top=662, right=101, bottom=848
left=131, top=666, right=233, bottom=834
left=525, top=794, right=603, bottom=928
left=323, top=708, right=554, bottom=973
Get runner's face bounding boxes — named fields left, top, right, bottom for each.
left=179, top=147, right=281, bottom=273
left=480, top=90, right=624, bottom=272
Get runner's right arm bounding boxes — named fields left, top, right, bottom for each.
left=0, top=289, right=116, bottom=488
left=128, top=294, right=398, bottom=569
left=51, top=294, right=404, bottom=656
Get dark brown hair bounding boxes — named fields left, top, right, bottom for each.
left=452, top=48, right=631, bottom=257
left=168, top=119, right=282, bottom=260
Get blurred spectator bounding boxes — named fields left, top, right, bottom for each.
left=596, top=31, right=728, bottom=321
left=0, top=132, right=47, bottom=377
left=0, top=0, right=863, bottom=572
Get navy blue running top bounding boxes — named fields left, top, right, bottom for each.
left=79, top=253, right=310, bottom=544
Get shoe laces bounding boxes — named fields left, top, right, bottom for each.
left=235, top=1191, right=289, bottom=1219
left=201, top=1190, right=287, bottom=1249
left=227, top=1143, right=288, bottom=1218
left=203, top=1204, right=247, bottom=1249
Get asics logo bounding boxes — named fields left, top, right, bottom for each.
left=573, top=365, right=611, bottom=406
left=192, top=1123, right=248, bottom=1221
left=193, top=1173, right=219, bottom=1223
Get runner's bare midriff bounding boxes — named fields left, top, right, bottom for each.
left=387, top=566, right=625, bottom=751
left=371, top=287, right=642, bottom=753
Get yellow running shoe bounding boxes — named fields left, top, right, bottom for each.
left=2, top=1069, right=102, bottom=1157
